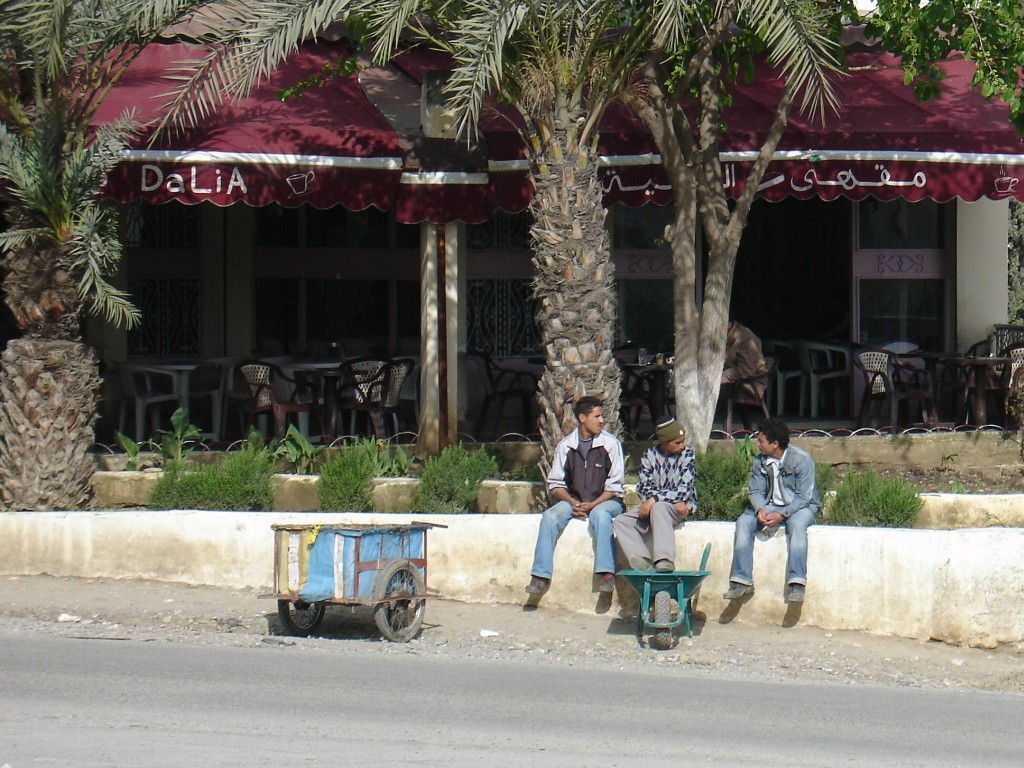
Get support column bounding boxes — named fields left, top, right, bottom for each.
left=222, top=205, right=255, bottom=355
left=419, top=221, right=463, bottom=453
left=956, top=198, right=1010, bottom=349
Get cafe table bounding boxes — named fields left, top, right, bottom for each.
left=625, top=362, right=674, bottom=424
left=940, top=356, right=1010, bottom=426
left=281, top=359, right=352, bottom=439
left=131, top=361, right=199, bottom=412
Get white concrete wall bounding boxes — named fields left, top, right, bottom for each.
left=2, top=511, right=1022, bottom=648
left=956, top=198, right=1009, bottom=349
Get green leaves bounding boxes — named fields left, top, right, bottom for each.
left=870, top=0, right=1024, bottom=132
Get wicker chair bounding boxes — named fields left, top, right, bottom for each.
left=854, top=348, right=937, bottom=430
left=235, top=359, right=314, bottom=438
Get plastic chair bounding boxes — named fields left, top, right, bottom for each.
left=854, top=348, right=937, bottom=430
left=801, top=341, right=852, bottom=418
left=380, top=358, right=416, bottom=436
left=721, top=356, right=776, bottom=432
left=335, top=357, right=390, bottom=438
left=235, top=359, right=313, bottom=438
left=1005, top=366, right=1024, bottom=428
left=187, top=362, right=224, bottom=440
left=993, top=342, right=1024, bottom=424
left=467, top=350, right=539, bottom=438
left=117, top=363, right=179, bottom=443
left=763, top=339, right=806, bottom=417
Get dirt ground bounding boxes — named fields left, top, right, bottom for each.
left=836, top=464, right=1024, bottom=495
left=2, top=574, right=1022, bottom=694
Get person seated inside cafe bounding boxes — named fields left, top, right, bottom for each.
left=722, top=319, right=767, bottom=389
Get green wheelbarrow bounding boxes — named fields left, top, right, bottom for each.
left=617, top=543, right=711, bottom=650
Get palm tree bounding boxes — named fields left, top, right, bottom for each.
left=0, top=1, right=230, bottom=509
left=173, top=0, right=651, bottom=468
left=370, top=0, right=656, bottom=467
left=618, top=0, right=847, bottom=449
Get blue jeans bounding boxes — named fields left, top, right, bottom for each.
left=729, top=506, right=815, bottom=587
left=530, top=499, right=625, bottom=579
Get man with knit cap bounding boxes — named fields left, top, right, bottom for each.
left=613, top=418, right=697, bottom=572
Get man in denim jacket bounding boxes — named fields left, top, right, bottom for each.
left=525, top=396, right=625, bottom=595
left=723, top=417, right=820, bottom=603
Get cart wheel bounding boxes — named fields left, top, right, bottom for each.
left=278, top=599, right=326, bottom=637
left=372, top=560, right=425, bottom=643
left=652, top=590, right=673, bottom=650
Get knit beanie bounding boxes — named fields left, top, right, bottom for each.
left=655, top=418, right=686, bottom=445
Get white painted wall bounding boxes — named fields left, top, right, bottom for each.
left=3, top=511, right=1023, bottom=648
left=956, top=198, right=1009, bottom=349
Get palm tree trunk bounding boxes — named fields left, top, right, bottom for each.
left=0, top=339, right=101, bottom=510
left=529, top=146, right=622, bottom=474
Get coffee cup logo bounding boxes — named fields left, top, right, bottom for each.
left=994, top=175, right=1018, bottom=195
left=287, top=171, right=315, bottom=197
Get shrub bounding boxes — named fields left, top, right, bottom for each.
left=694, top=442, right=833, bottom=521
left=416, top=444, right=498, bottom=513
left=816, top=462, right=836, bottom=496
left=148, top=441, right=275, bottom=510
left=270, top=425, right=324, bottom=475
left=827, top=469, right=923, bottom=528
left=694, top=447, right=750, bottom=521
left=339, top=437, right=415, bottom=478
left=317, top=447, right=376, bottom=511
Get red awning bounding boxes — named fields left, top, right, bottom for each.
left=96, top=43, right=1024, bottom=221
left=598, top=51, right=1024, bottom=207
left=95, top=42, right=405, bottom=211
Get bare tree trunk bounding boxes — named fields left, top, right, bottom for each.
left=0, top=339, right=101, bottom=510
left=530, top=141, right=622, bottom=475
left=627, top=52, right=797, bottom=451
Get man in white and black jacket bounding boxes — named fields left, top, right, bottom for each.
left=525, top=396, right=625, bottom=595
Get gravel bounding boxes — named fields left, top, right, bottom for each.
left=3, top=574, right=1022, bottom=693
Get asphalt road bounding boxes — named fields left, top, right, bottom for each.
left=1, top=632, right=1021, bottom=767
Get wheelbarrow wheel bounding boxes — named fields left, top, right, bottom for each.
left=652, top=590, right=673, bottom=650
left=278, top=599, right=326, bottom=637
left=373, top=560, right=425, bottom=643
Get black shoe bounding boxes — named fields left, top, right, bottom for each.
left=722, top=582, right=754, bottom=600
left=525, top=576, right=549, bottom=594
left=654, top=559, right=675, bottom=572
left=785, top=583, right=805, bottom=602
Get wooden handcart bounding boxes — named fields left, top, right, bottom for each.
left=268, top=522, right=444, bottom=642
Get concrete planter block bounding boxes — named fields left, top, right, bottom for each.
left=91, top=470, right=161, bottom=509
left=918, top=493, right=1024, bottom=529
left=371, top=478, right=420, bottom=512
left=269, top=474, right=319, bottom=511
left=476, top=480, right=546, bottom=513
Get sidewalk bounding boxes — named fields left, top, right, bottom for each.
left=3, top=574, right=1022, bottom=693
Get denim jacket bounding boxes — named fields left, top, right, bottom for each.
left=748, top=445, right=821, bottom=518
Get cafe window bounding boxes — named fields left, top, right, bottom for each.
left=127, top=278, right=201, bottom=356
left=123, top=201, right=201, bottom=356
left=467, top=277, right=540, bottom=356
left=254, top=277, right=420, bottom=358
left=255, top=204, right=418, bottom=249
left=612, top=204, right=674, bottom=249
left=467, top=210, right=532, bottom=251
left=618, top=279, right=673, bottom=352
left=853, top=199, right=952, bottom=350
